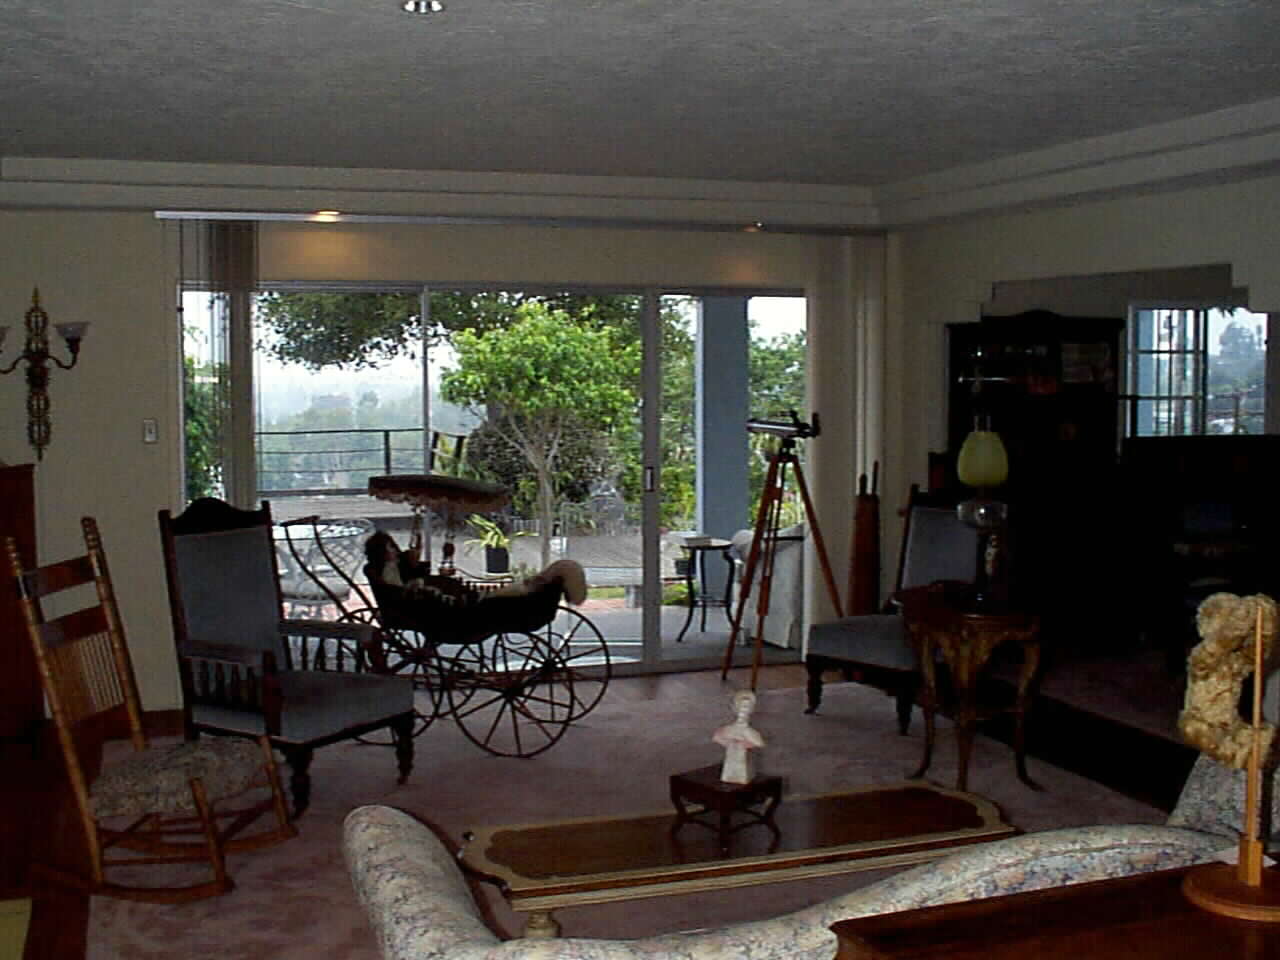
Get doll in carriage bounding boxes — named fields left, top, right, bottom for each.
left=362, top=530, right=588, bottom=644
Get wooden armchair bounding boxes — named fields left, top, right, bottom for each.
left=5, top=517, right=295, bottom=902
left=158, top=498, right=416, bottom=817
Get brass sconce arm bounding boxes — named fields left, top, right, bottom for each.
left=0, top=289, right=89, bottom=460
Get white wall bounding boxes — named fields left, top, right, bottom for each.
left=0, top=211, right=181, bottom=704
left=0, top=212, right=868, bottom=708
left=879, top=173, right=1280, bottom=593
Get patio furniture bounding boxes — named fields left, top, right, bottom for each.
left=729, top=523, right=805, bottom=649
left=276, top=515, right=375, bottom=619
left=674, top=535, right=734, bottom=642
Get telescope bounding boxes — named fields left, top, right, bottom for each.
left=746, top=410, right=820, bottom=440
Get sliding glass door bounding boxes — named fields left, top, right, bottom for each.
left=180, top=283, right=805, bottom=672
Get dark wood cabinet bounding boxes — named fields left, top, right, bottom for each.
left=0, top=463, right=41, bottom=894
left=947, top=311, right=1122, bottom=487
left=1, top=463, right=40, bottom=744
left=946, top=312, right=1125, bottom=643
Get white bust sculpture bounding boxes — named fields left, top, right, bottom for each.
left=712, top=689, right=765, bottom=784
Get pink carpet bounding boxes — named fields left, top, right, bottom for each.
left=87, top=672, right=1169, bottom=958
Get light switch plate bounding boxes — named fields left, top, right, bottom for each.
left=142, top=419, right=158, bottom=444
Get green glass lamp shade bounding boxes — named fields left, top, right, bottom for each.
left=956, top=429, right=1009, bottom=488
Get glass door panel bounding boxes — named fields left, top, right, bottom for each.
left=181, top=282, right=806, bottom=672
left=423, top=291, right=646, bottom=665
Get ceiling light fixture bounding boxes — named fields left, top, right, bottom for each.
left=401, top=0, right=444, bottom=13
left=310, top=210, right=342, bottom=223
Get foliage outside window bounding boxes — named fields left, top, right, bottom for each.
left=1127, top=306, right=1267, bottom=437
left=187, top=289, right=807, bottom=548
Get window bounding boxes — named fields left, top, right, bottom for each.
left=1126, top=306, right=1268, bottom=437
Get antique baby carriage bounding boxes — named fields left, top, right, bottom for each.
left=279, top=510, right=610, bottom=759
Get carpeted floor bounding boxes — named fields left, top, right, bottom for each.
left=86, top=671, right=1171, bottom=959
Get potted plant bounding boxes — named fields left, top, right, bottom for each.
left=465, top=514, right=531, bottom=574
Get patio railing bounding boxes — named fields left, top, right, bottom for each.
left=256, top=427, right=427, bottom=496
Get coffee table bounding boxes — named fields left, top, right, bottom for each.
left=461, top=780, right=1016, bottom=937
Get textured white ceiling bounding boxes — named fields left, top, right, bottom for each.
left=3, top=0, right=1280, bottom=187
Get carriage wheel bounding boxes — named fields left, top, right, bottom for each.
left=538, top=606, right=611, bottom=720
left=340, top=610, right=443, bottom=739
left=445, top=632, right=574, bottom=758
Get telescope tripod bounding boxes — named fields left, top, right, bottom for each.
left=720, top=436, right=844, bottom=690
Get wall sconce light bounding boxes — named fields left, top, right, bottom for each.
left=0, top=289, right=89, bottom=460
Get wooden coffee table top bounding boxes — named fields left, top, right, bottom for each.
left=462, top=780, right=1016, bottom=911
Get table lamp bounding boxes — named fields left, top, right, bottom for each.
left=955, top=417, right=1009, bottom=607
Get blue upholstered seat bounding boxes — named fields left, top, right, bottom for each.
left=805, top=499, right=979, bottom=728
left=160, top=498, right=417, bottom=817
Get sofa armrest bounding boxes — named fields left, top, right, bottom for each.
left=787, top=823, right=1224, bottom=941
left=345, top=806, right=502, bottom=960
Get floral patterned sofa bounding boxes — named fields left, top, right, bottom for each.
left=344, top=754, right=1265, bottom=960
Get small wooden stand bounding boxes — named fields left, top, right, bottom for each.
left=669, top=765, right=782, bottom=854
left=1182, top=604, right=1280, bottom=922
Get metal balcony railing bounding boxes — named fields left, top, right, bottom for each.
left=255, top=427, right=429, bottom=496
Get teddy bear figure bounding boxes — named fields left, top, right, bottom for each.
left=1178, top=592, right=1278, bottom=769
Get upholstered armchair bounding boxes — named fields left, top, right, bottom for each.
left=805, top=489, right=979, bottom=731
left=159, top=497, right=417, bottom=817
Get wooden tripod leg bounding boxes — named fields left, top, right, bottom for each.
left=747, top=480, right=787, bottom=690
left=720, top=453, right=782, bottom=681
left=742, top=454, right=846, bottom=691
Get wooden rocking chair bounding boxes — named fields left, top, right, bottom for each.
left=4, top=517, right=296, bottom=903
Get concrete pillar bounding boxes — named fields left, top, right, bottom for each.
left=696, top=296, right=749, bottom=597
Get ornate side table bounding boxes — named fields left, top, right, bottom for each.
left=669, top=764, right=783, bottom=854
left=896, top=583, right=1041, bottom=792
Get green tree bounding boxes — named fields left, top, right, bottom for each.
left=1210, top=312, right=1266, bottom=433
left=747, top=330, right=808, bottom=523
left=441, top=303, right=640, bottom=566
left=255, top=290, right=646, bottom=371
left=183, top=355, right=223, bottom=501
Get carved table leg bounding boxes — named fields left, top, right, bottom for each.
left=1014, top=636, right=1044, bottom=791
left=910, top=633, right=937, bottom=781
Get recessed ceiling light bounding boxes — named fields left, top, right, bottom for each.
left=402, top=0, right=444, bottom=13
left=310, top=210, right=342, bottom=222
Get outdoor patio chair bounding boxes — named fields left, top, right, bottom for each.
left=6, top=517, right=296, bottom=902
left=159, top=497, right=416, bottom=817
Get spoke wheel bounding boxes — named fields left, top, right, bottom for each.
left=343, top=615, right=442, bottom=740
left=446, top=632, right=574, bottom=757
left=537, top=606, right=611, bottom=720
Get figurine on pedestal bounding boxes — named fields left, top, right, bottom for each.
left=713, top=689, right=765, bottom=784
